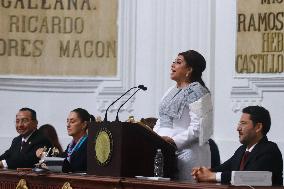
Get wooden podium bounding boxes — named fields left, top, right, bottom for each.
left=87, top=121, right=176, bottom=178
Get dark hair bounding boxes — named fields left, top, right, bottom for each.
left=39, top=124, right=63, bottom=154
left=19, top=107, right=37, bottom=121
left=179, top=50, right=207, bottom=88
left=71, top=108, right=95, bottom=123
left=242, top=106, right=271, bottom=136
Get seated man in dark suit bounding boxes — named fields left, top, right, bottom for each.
left=0, top=107, right=52, bottom=169
left=192, top=106, right=283, bottom=186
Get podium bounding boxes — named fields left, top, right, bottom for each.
left=87, top=121, right=176, bottom=178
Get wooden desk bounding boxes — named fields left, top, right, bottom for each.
left=121, top=177, right=283, bottom=189
left=0, top=170, right=282, bottom=189
left=0, top=170, right=121, bottom=189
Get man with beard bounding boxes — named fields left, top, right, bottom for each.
left=192, top=106, right=283, bottom=186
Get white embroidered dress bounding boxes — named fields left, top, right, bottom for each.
left=154, top=82, right=213, bottom=181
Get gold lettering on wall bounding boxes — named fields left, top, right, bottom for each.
left=236, top=0, right=284, bottom=74
left=0, top=0, right=117, bottom=76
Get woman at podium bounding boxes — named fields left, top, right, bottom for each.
left=153, top=50, right=213, bottom=181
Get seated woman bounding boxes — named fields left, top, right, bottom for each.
left=38, top=124, right=63, bottom=155
left=61, top=108, right=95, bottom=173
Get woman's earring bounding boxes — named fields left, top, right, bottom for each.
left=186, top=73, right=189, bottom=77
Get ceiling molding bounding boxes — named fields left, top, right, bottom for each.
left=231, top=77, right=284, bottom=112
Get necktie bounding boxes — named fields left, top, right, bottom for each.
left=21, top=140, right=28, bottom=151
left=239, top=151, right=250, bottom=171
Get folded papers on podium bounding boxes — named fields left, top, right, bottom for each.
left=135, top=176, right=170, bottom=181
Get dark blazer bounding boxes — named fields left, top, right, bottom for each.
left=209, top=138, right=221, bottom=168
left=212, top=136, right=283, bottom=186
left=62, top=137, right=87, bottom=173
left=0, top=129, right=52, bottom=169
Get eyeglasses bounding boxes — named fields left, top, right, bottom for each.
left=15, top=118, right=32, bottom=125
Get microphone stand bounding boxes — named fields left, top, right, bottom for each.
left=115, top=88, right=141, bottom=122
left=103, top=86, right=137, bottom=122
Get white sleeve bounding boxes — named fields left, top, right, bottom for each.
left=172, top=110, right=200, bottom=149
left=172, top=93, right=213, bottom=149
left=189, top=93, right=213, bottom=145
left=153, top=119, right=175, bottom=137
left=215, top=172, right=222, bottom=182
left=2, top=160, right=8, bottom=168
left=153, top=119, right=160, bottom=133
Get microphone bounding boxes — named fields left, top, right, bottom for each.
left=115, top=85, right=147, bottom=122
left=138, top=85, right=147, bottom=91
left=103, top=85, right=146, bottom=122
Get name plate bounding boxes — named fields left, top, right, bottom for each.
left=231, top=171, right=272, bottom=186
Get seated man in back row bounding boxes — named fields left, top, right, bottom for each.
left=192, top=106, right=283, bottom=186
left=0, top=107, right=52, bottom=169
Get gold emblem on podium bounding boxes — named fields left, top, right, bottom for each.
left=16, top=179, right=28, bottom=189
left=62, top=182, right=72, bottom=189
left=95, top=128, right=113, bottom=166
